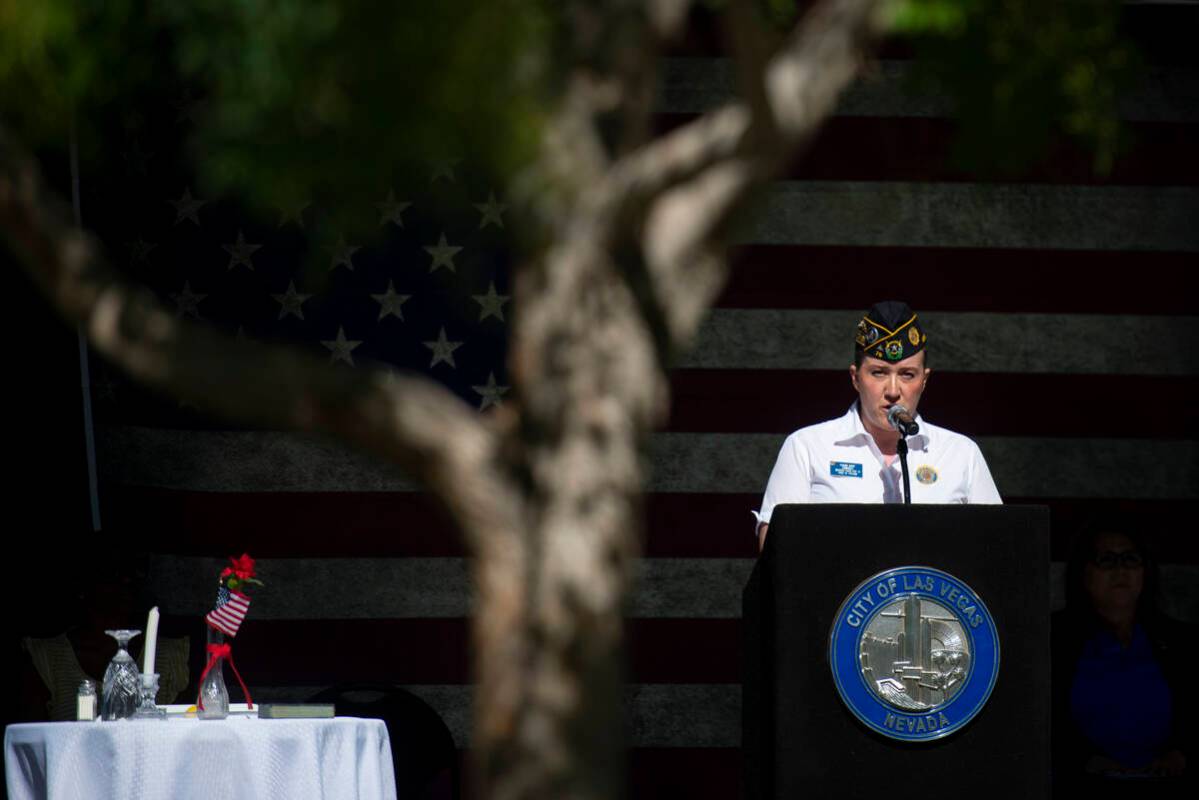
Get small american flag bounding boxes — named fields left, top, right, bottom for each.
left=206, top=585, right=251, bottom=637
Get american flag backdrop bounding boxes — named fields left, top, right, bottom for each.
left=76, top=7, right=1198, bottom=798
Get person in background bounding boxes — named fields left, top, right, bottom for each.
left=1052, top=522, right=1195, bottom=795
left=19, top=561, right=190, bottom=721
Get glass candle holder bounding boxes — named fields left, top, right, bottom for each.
left=132, top=672, right=167, bottom=720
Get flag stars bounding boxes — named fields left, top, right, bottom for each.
left=472, top=372, right=509, bottom=411
left=272, top=281, right=313, bottom=320
left=170, top=187, right=207, bottom=226
left=329, top=236, right=361, bottom=271
left=129, top=237, right=156, bottom=263
left=472, top=281, right=510, bottom=322
left=277, top=199, right=309, bottom=228
left=371, top=281, right=411, bottom=321
left=223, top=231, right=262, bottom=270
left=376, top=191, right=412, bottom=228
left=430, top=159, right=459, bottom=183
left=322, top=327, right=362, bottom=366
left=424, top=233, right=462, bottom=273
left=424, top=327, right=463, bottom=369
left=474, top=191, right=508, bottom=229
left=123, top=139, right=154, bottom=176
left=171, top=281, right=207, bottom=319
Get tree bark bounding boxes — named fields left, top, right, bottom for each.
left=0, top=2, right=885, bottom=799
left=472, top=3, right=886, bottom=798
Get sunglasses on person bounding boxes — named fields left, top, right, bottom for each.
left=1091, top=550, right=1144, bottom=570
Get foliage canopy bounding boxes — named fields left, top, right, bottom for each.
left=0, top=0, right=1139, bottom=222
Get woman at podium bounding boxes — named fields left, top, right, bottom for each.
left=754, top=301, right=1001, bottom=552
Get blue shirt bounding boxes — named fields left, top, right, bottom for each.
left=1069, top=624, right=1173, bottom=769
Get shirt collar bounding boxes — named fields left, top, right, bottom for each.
left=835, top=401, right=930, bottom=451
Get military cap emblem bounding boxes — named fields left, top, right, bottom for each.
left=908, top=326, right=920, bottom=345
left=829, top=566, right=999, bottom=741
left=885, top=340, right=904, bottom=360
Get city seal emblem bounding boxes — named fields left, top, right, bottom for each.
left=828, top=566, right=999, bottom=742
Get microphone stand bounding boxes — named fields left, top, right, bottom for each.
left=896, top=433, right=912, bottom=505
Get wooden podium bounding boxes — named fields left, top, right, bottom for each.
left=743, top=504, right=1050, bottom=799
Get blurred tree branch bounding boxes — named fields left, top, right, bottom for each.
left=1, top=1, right=884, bottom=797
left=0, top=0, right=1136, bottom=797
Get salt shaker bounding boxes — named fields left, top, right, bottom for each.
left=77, top=679, right=97, bottom=721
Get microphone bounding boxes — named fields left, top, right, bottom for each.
left=887, top=404, right=919, bottom=437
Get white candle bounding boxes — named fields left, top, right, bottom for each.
left=143, top=606, right=160, bottom=677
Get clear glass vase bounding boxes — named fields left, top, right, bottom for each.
left=198, top=629, right=230, bottom=720
left=100, top=629, right=142, bottom=721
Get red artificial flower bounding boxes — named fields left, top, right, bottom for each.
left=228, top=553, right=256, bottom=580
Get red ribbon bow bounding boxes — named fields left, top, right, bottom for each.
left=197, top=642, right=254, bottom=711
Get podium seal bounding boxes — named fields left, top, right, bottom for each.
left=828, top=566, right=999, bottom=742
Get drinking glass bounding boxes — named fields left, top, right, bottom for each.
left=100, top=629, right=141, bottom=721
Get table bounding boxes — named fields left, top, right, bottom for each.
left=5, top=716, right=397, bottom=800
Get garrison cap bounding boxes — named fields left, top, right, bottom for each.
left=855, top=300, right=926, bottom=362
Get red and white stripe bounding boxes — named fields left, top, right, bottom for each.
left=206, top=591, right=251, bottom=638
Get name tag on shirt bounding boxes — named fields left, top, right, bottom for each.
left=830, top=461, right=863, bottom=478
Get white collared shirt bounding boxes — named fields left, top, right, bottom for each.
left=754, top=403, right=1001, bottom=529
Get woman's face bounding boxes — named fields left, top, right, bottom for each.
left=1083, top=532, right=1144, bottom=617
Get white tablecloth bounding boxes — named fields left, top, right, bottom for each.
left=5, top=717, right=397, bottom=800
